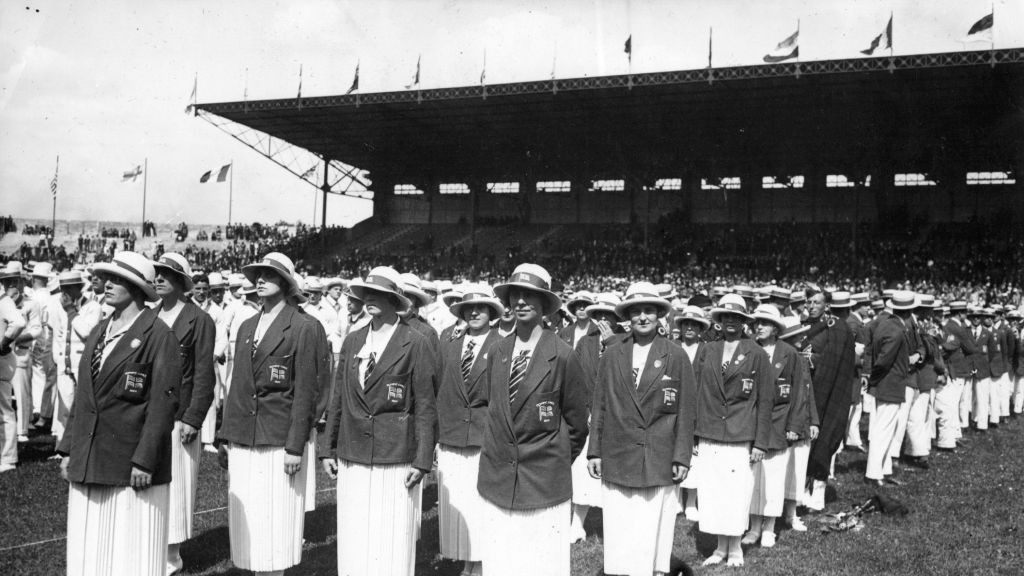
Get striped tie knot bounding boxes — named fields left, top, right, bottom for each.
left=632, top=367, right=640, bottom=389
left=461, top=339, right=477, bottom=383
left=91, top=336, right=107, bottom=382
left=509, top=350, right=530, bottom=404
left=364, top=352, right=376, bottom=383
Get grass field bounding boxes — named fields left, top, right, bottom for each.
left=2, top=417, right=1023, bottom=576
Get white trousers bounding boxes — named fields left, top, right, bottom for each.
left=1013, top=376, right=1024, bottom=414
left=866, top=400, right=901, bottom=480
left=0, top=379, right=17, bottom=465
left=933, top=378, right=964, bottom=449
left=997, top=373, right=1012, bottom=418
left=31, top=351, right=57, bottom=420
left=12, top=363, right=31, bottom=435
left=972, top=377, right=997, bottom=428
left=959, top=379, right=973, bottom=431
left=52, top=371, right=76, bottom=443
left=845, top=399, right=864, bottom=447
left=889, top=387, right=915, bottom=461
left=903, top=389, right=932, bottom=457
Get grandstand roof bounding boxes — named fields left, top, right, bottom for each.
left=196, top=49, right=1024, bottom=184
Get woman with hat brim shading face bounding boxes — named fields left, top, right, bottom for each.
left=672, top=304, right=710, bottom=520
left=320, top=266, right=437, bottom=576
left=55, top=251, right=182, bottom=576
left=152, top=253, right=217, bottom=575
left=478, top=263, right=589, bottom=576
left=743, top=305, right=807, bottom=549
left=588, top=282, right=697, bottom=576
left=776, top=317, right=818, bottom=532
left=217, top=252, right=329, bottom=576
left=692, top=294, right=774, bottom=567
left=435, top=285, right=504, bottom=576
left=558, top=291, right=599, bottom=349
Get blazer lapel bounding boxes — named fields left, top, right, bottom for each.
left=253, top=306, right=294, bottom=368
left=344, top=327, right=371, bottom=412
left=171, top=302, right=197, bottom=343
left=511, top=331, right=554, bottom=419
left=710, top=343, right=726, bottom=398
left=615, top=339, right=643, bottom=412
left=363, top=322, right=411, bottom=394
left=466, top=329, right=500, bottom=397
left=637, top=338, right=669, bottom=401
left=82, top=317, right=108, bottom=402
left=723, top=340, right=751, bottom=382
left=96, top=309, right=156, bottom=396
left=493, top=338, right=516, bottom=436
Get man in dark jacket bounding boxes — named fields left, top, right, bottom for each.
left=936, top=301, right=978, bottom=451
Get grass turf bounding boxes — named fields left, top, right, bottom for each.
left=2, top=417, right=1023, bottom=576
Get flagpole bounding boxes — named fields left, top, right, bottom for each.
left=141, top=158, right=148, bottom=237
left=51, top=155, right=58, bottom=239
left=797, top=19, right=801, bottom=63
left=889, top=11, right=894, bottom=57
left=708, top=27, right=714, bottom=85
left=228, top=159, right=234, bottom=227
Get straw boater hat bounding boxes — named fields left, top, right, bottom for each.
left=349, top=266, right=412, bottom=311
left=152, top=252, right=195, bottom=291
left=870, top=299, right=885, bottom=311
left=237, top=278, right=258, bottom=295
left=732, top=285, right=756, bottom=300
left=673, top=305, right=711, bottom=329
left=421, top=280, right=438, bottom=296
left=399, top=273, right=430, bottom=308
left=449, top=283, right=504, bottom=318
left=711, top=286, right=729, bottom=298
left=242, top=252, right=305, bottom=302
left=91, top=251, right=159, bottom=301
left=615, top=282, right=672, bottom=318
left=948, top=301, right=968, bottom=313
left=767, top=286, right=790, bottom=303
left=585, top=293, right=623, bottom=321
left=779, top=316, right=810, bottom=341
left=829, top=291, right=854, bottom=308
left=303, top=276, right=324, bottom=294
left=323, top=277, right=346, bottom=290
left=0, top=261, right=25, bottom=281
left=227, top=273, right=246, bottom=289
left=888, top=290, right=918, bottom=311
left=851, top=292, right=870, bottom=306
left=687, top=293, right=713, bottom=310
left=31, top=262, right=55, bottom=280
left=655, top=283, right=678, bottom=301
left=493, top=263, right=562, bottom=316
left=710, top=293, right=754, bottom=323
left=789, top=290, right=807, bottom=305
left=207, top=271, right=226, bottom=289
left=57, top=270, right=85, bottom=287
left=915, top=294, right=937, bottom=309
left=566, top=290, right=596, bottom=313
left=752, top=303, right=786, bottom=330
left=441, top=285, right=465, bottom=307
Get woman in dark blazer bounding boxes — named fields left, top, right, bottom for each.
left=152, top=252, right=216, bottom=575
left=218, top=252, right=329, bottom=576
left=320, top=265, right=437, bottom=576
left=57, top=251, right=181, bottom=576
left=777, top=316, right=818, bottom=532
left=478, top=263, right=589, bottom=576
left=435, top=284, right=503, bottom=576
left=674, top=304, right=710, bottom=520
left=693, top=294, right=774, bottom=567
left=588, top=282, right=697, bottom=576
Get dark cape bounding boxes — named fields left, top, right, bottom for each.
left=798, top=314, right=856, bottom=482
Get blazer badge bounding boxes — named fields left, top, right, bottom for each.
left=124, top=371, right=147, bottom=393
left=741, top=378, right=754, bottom=394
left=536, top=400, right=555, bottom=423
left=130, top=338, right=141, bottom=349
left=387, top=383, right=406, bottom=402
left=661, top=388, right=677, bottom=405
left=653, top=359, right=663, bottom=369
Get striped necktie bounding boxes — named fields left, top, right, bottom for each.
left=364, top=352, right=376, bottom=383
left=91, top=333, right=107, bottom=382
left=461, top=339, right=477, bottom=383
left=632, top=367, right=640, bottom=389
left=509, top=350, right=529, bottom=404
left=722, top=360, right=729, bottom=373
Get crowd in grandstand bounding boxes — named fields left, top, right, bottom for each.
left=1, top=238, right=1022, bottom=576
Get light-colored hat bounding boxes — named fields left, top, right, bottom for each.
left=0, top=261, right=24, bottom=281
left=915, top=294, right=937, bottom=309
left=851, top=292, right=870, bottom=305
left=673, top=305, right=710, bottom=328
left=400, top=272, right=430, bottom=308
left=615, top=282, right=672, bottom=318
left=889, top=290, right=918, bottom=310
left=31, top=262, right=55, bottom=279
left=237, top=278, right=258, bottom=295
left=242, top=252, right=303, bottom=300
left=449, top=283, right=504, bottom=318
left=767, top=286, right=790, bottom=302
left=303, top=276, right=324, bottom=293
left=57, top=271, right=85, bottom=287
left=732, top=285, right=756, bottom=300
left=789, top=290, right=806, bottom=304
left=91, top=251, right=159, bottom=301
left=323, top=277, right=346, bottom=289
left=441, top=286, right=465, bottom=307
left=566, top=290, right=596, bottom=312
left=711, top=286, right=730, bottom=298
left=207, top=272, right=226, bottom=289
left=830, top=291, right=854, bottom=308
left=437, top=280, right=454, bottom=294
left=779, top=316, right=809, bottom=341
left=227, top=273, right=246, bottom=289
left=152, top=252, right=194, bottom=290
left=752, top=303, right=786, bottom=330
left=655, top=283, right=678, bottom=300
left=585, top=292, right=623, bottom=321
left=711, top=293, right=753, bottom=322
left=349, top=266, right=412, bottom=312
left=421, top=280, right=438, bottom=295
left=948, top=301, right=968, bottom=312
left=493, top=263, right=562, bottom=316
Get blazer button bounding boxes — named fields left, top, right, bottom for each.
left=252, top=393, right=257, bottom=399
left=462, top=418, right=469, bottom=423
left=250, top=410, right=257, bottom=416
left=721, top=416, right=726, bottom=420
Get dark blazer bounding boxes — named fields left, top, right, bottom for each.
left=966, top=325, right=992, bottom=379
left=785, top=353, right=819, bottom=438
left=868, top=313, right=909, bottom=403
left=321, top=320, right=438, bottom=471
left=57, top=308, right=181, bottom=486
left=764, top=340, right=801, bottom=451
left=989, top=323, right=1009, bottom=377
left=587, top=333, right=697, bottom=488
left=218, top=304, right=329, bottom=455
left=558, top=320, right=599, bottom=349
left=576, top=329, right=626, bottom=385
left=692, top=338, right=774, bottom=450
left=437, top=328, right=503, bottom=448
left=942, top=318, right=978, bottom=379
left=168, top=301, right=217, bottom=429
left=917, top=331, right=946, bottom=392
left=477, top=329, right=590, bottom=510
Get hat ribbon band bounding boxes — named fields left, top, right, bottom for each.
left=509, top=272, right=550, bottom=291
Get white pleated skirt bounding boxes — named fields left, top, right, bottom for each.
left=168, top=421, right=202, bottom=544
left=750, top=448, right=788, bottom=517
left=336, top=460, right=420, bottom=576
left=696, top=439, right=754, bottom=536
left=570, top=436, right=603, bottom=507
left=602, top=482, right=680, bottom=576
left=304, top=430, right=317, bottom=512
left=482, top=498, right=571, bottom=576
left=436, top=444, right=486, bottom=561
left=67, top=482, right=169, bottom=576
left=200, top=401, right=217, bottom=445
left=680, top=443, right=701, bottom=490
left=227, top=444, right=306, bottom=571
left=785, top=439, right=811, bottom=501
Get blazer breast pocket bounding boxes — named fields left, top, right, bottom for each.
left=263, top=354, right=293, bottom=392
left=115, top=361, right=153, bottom=404
left=530, top=391, right=561, bottom=433
left=775, top=378, right=791, bottom=404
left=383, top=372, right=410, bottom=411
left=657, top=379, right=680, bottom=413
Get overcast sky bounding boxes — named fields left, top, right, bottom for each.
left=1, top=0, right=1019, bottom=228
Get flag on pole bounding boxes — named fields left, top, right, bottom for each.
left=861, top=15, right=893, bottom=55
left=122, top=165, right=143, bottom=182
left=345, top=62, right=359, bottom=95
left=764, top=29, right=799, bottom=62
left=199, top=163, right=231, bottom=183
left=297, top=64, right=303, bottom=98
left=405, top=56, right=421, bottom=89
left=480, top=50, right=486, bottom=86
left=961, top=12, right=993, bottom=43
left=185, top=73, right=197, bottom=114
left=624, top=35, right=632, bottom=62
left=708, top=27, right=713, bottom=68
left=300, top=165, right=317, bottom=179
left=50, top=163, right=58, bottom=198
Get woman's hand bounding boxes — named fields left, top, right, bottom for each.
left=129, top=466, right=153, bottom=490
left=284, top=453, right=302, bottom=476
left=180, top=423, right=198, bottom=444
left=60, top=457, right=70, bottom=482
left=587, top=458, right=602, bottom=480
left=749, top=447, right=766, bottom=463
left=809, top=426, right=820, bottom=441
left=404, top=468, right=425, bottom=489
left=322, top=458, right=339, bottom=480
left=672, top=464, right=689, bottom=483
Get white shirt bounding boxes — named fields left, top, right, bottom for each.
left=357, top=319, right=398, bottom=389
left=632, top=341, right=652, bottom=388
left=573, top=323, right=590, bottom=350
left=681, top=341, right=700, bottom=363
left=157, top=300, right=186, bottom=329
left=461, top=332, right=488, bottom=370
left=99, top=309, right=146, bottom=368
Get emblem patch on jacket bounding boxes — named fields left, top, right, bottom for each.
left=662, top=388, right=677, bottom=405
left=124, top=371, right=147, bottom=394
left=777, top=380, right=790, bottom=399
left=387, top=383, right=406, bottom=403
left=269, top=365, right=288, bottom=385
left=741, top=378, right=754, bottom=394
left=536, top=401, right=555, bottom=423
